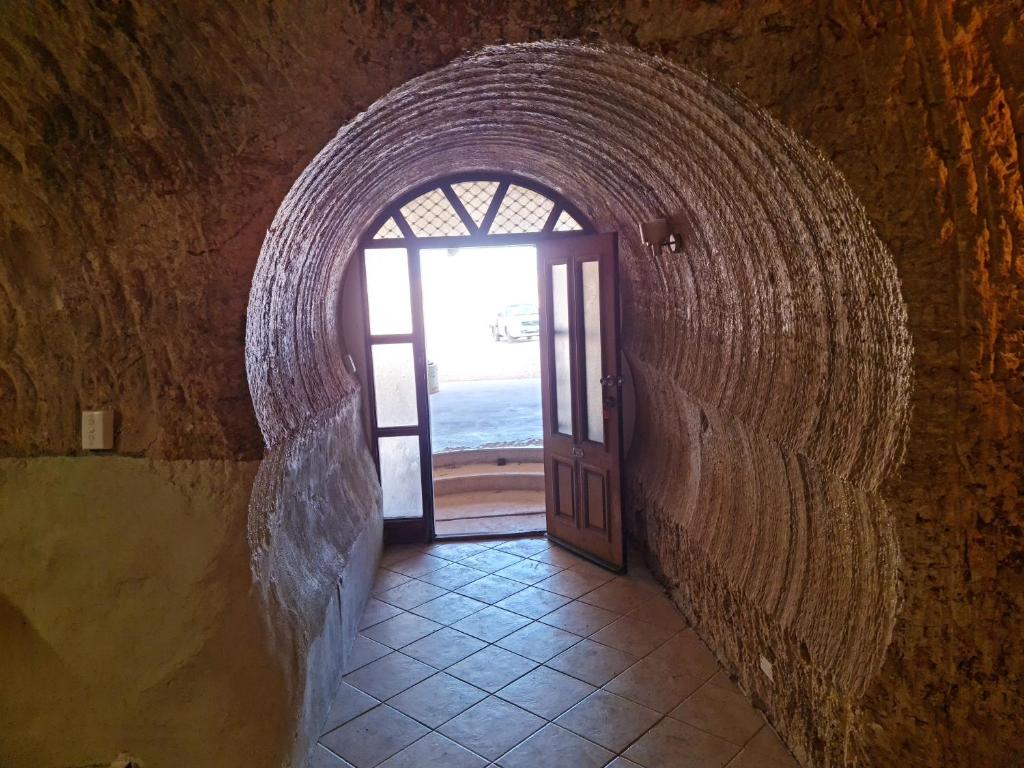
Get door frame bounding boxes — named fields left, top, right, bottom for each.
left=355, top=172, right=595, bottom=544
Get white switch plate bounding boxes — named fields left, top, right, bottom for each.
left=82, top=410, right=114, bottom=450
left=759, top=655, right=774, bottom=683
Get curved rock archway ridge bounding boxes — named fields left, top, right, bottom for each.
left=246, top=40, right=912, bottom=755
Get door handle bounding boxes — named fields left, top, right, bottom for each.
left=571, top=446, right=584, bottom=459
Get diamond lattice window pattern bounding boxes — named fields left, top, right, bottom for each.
left=373, top=217, right=403, bottom=239
left=451, top=181, right=500, bottom=228
left=489, top=185, right=556, bottom=234
left=553, top=210, right=583, bottom=232
left=400, top=188, right=470, bottom=237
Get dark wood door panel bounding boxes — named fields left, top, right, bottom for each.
left=582, top=465, right=609, bottom=533
left=538, top=233, right=624, bottom=570
left=554, top=459, right=576, bottom=521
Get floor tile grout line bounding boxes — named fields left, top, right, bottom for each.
left=359, top=589, right=686, bottom=681
left=354, top=540, right=761, bottom=767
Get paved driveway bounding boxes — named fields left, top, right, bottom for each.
left=429, top=378, right=542, bottom=452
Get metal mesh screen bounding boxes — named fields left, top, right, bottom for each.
left=400, top=188, right=470, bottom=237
left=489, top=185, right=555, bottom=234
left=451, top=181, right=499, bottom=228
left=553, top=210, right=583, bottom=232
left=372, top=217, right=403, bottom=239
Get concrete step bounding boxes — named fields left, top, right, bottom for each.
left=433, top=489, right=545, bottom=521
left=433, top=462, right=544, bottom=496
left=435, top=512, right=546, bottom=537
left=433, top=446, right=543, bottom=469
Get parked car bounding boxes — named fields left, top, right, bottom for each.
left=491, top=303, right=540, bottom=341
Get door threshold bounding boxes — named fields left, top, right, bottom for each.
left=433, top=530, right=546, bottom=543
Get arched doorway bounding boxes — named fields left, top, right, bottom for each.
left=348, top=173, right=627, bottom=565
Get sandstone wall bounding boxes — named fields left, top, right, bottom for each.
left=248, top=42, right=913, bottom=768
left=1, top=3, right=1021, bottom=767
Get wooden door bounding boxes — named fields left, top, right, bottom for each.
left=537, top=232, right=624, bottom=570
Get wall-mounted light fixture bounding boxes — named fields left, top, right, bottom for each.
left=639, top=217, right=684, bottom=255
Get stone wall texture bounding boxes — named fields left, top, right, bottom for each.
left=1, top=3, right=1021, bottom=768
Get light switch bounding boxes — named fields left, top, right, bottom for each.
left=82, top=410, right=114, bottom=450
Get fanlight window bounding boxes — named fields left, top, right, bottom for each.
left=371, top=177, right=585, bottom=241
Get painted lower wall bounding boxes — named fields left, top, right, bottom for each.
left=0, top=399, right=381, bottom=768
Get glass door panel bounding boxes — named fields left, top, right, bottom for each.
left=551, top=263, right=574, bottom=436
left=363, top=244, right=428, bottom=528
left=580, top=260, right=604, bottom=444
left=371, top=343, right=418, bottom=428
left=365, top=247, right=413, bottom=334
left=378, top=435, right=424, bottom=519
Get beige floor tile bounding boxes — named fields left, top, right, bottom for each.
left=496, top=621, right=581, bottom=662
left=400, top=626, right=488, bottom=669
left=627, top=593, right=688, bottom=632
left=320, top=705, right=428, bottom=768
left=373, top=568, right=412, bottom=594
left=358, top=598, right=404, bottom=630
left=724, top=725, right=799, bottom=768
left=446, top=646, right=539, bottom=692
left=605, top=654, right=706, bottom=713
left=419, top=563, right=489, bottom=590
left=535, top=568, right=613, bottom=599
left=494, top=558, right=564, bottom=585
left=670, top=682, right=765, bottom=745
left=451, top=605, right=532, bottom=642
left=389, top=552, right=451, bottom=578
left=497, top=723, right=612, bottom=768
left=458, top=549, right=524, bottom=573
left=546, top=638, right=638, bottom=686
left=606, top=757, right=643, bottom=768
left=343, top=652, right=435, bottom=700
left=497, top=666, right=594, bottom=719
left=420, top=541, right=490, bottom=562
left=624, top=716, right=740, bottom=768
left=579, top=577, right=663, bottom=614
left=707, top=670, right=743, bottom=695
left=386, top=672, right=488, bottom=728
left=566, top=558, right=620, bottom=580
left=322, top=682, right=379, bottom=733
left=495, top=586, right=572, bottom=619
left=376, top=579, right=448, bottom=610
left=361, top=612, right=442, bottom=649
left=540, top=600, right=620, bottom=636
left=381, top=545, right=424, bottom=567
left=555, top=689, right=660, bottom=753
left=439, top=697, right=545, bottom=760
left=479, top=536, right=519, bottom=547
left=344, top=634, right=391, bottom=673
left=495, top=537, right=551, bottom=557
left=456, top=574, right=527, bottom=603
left=378, top=732, right=487, bottom=768
left=529, top=546, right=586, bottom=568
left=309, top=744, right=354, bottom=767
left=647, top=630, right=721, bottom=680
left=410, top=592, right=488, bottom=625
left=590, top=616, right=677, bottom=657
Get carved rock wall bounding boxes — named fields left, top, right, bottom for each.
left=249, top=42, right=912, bottom=766
left=1, top=3, right=1021, bottom=767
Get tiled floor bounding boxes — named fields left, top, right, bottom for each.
left=312, top=536, right=798, bottom=768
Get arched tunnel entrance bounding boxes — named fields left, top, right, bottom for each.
left=246, top=41, right=912, bottom=766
